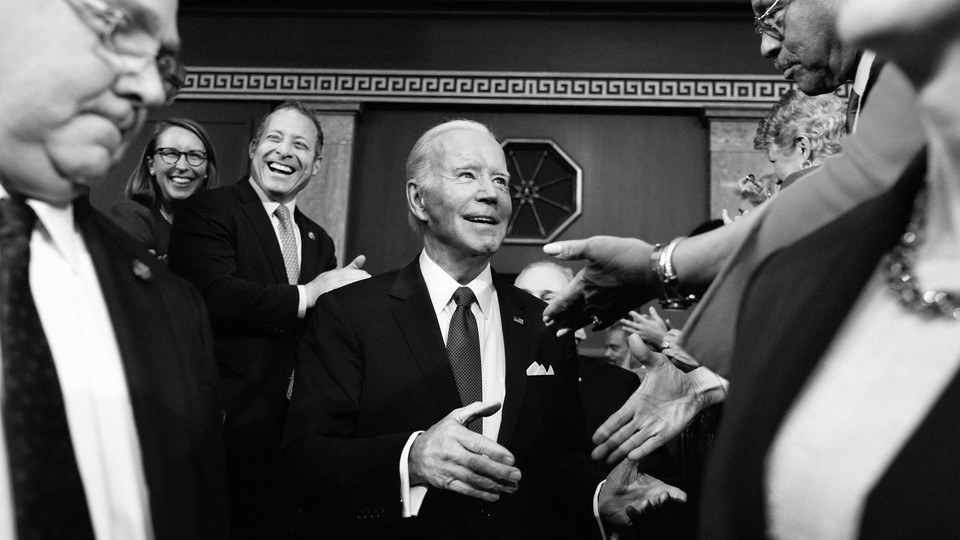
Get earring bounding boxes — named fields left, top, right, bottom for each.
left=801, top=160, right=813, bottom=169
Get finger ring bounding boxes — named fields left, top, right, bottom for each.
left=591, top=314, right=602, bottom=327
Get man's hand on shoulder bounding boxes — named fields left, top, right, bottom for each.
left=305, top=254, right=371, bottom=306
left=408, top=401, right=521, bottom=502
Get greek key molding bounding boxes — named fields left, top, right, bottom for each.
left=180, top=67, right=848, bottom=108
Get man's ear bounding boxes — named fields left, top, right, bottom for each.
left=407, top=181, right=428, bottom=222
left=311, top=156, right=324, bottom=177
left=248, top=139, right=257, bottom=161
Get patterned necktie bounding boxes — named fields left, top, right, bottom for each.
left=274, top=205, right=299, bottom=285
left=447, top=287, right=483, bottom=433
left=0, top=197, right=96, bottom=540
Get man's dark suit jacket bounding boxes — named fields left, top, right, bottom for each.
left=279, top=259, right=606, bottom=540
left=699, top=152, right=960, bottom=538
left=167, top=178, right=337, bottom=533
left=75, top=197, right=228, bottom=539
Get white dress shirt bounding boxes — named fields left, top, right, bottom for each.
left=248, top=178, right=307, bottom=318
left=0, top=186, right=152, bottom=540
left=400, top=250, right=506, bottom=516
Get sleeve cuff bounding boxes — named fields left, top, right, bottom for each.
left=400, top=431, right=427, bottom=517
left=297, top=285, right=307, bottom=319
left=688, top=366, right=729, bottom=408
left=594, top=480, right=608, bottom=539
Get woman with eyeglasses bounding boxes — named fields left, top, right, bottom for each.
left=111, top=118, right=218, bottom=260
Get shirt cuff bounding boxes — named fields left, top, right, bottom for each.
left=400, top=431, right=427, bottom=517
left=688, top=366, right=729, bottom=408
left=296, top=285, right=307, bottom=319
left=594, top=480, right=608, bottom=539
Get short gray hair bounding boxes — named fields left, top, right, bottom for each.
left=405, top=119, right=496, bottom=234
left=516, top=260, right=575, bottom=284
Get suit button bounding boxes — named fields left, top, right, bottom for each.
left=480, top=509, right=492, bottom=520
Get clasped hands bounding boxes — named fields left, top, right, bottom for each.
left=408, top=399, right=686, bottom=525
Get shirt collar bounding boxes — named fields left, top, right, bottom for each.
left=248, top=176, right=297, bottom=218
left=419, top=250, right=495, bottom=320
left=0, top=182, right=79, bottom=270
left=853, top=50, right=877, bottom=97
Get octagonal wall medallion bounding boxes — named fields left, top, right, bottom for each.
left=501, top=139, right=583, bottom=245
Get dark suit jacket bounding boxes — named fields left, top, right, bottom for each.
left=279, top=259, right=605, bottom=540
left=109, top=199, right=171, bottom=257
left=168, top=178, right=337, bottom=460
left=698, top=152, right=960, bottom=538
left=75, top=197, right=228, bottom=539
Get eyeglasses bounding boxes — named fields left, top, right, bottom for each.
left=63, top=0, right=187, bottom=105
left=754, top=0, right=791, bottom=39
left=154, top=148, right=208, bottom=166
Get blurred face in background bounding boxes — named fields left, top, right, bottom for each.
left=767, top=144, right=806, bottom=183
left=515, top=264, right=588, bottom=345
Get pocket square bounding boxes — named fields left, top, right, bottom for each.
left=525, top=361, right=554, bottom=376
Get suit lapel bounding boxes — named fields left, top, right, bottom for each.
left=236, top=179, right=288, bottom=284
left=295, top=209, right=321, bottom=283
left=495, top=279, right=531, bottom=449
left=390, top=260, right=464, bottom=413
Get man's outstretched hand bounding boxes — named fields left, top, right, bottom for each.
left=599, top=456, right=687, bottom=528
left=409, top=401, right=521, bottom=502
left=542, top=236, right=657, bottom=335
left=592, top=334, right=704, bottom=464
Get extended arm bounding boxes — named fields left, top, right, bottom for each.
left=541, top=217, right=755, bottom=334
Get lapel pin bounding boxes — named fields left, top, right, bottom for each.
left=513, top=316, right=524, bottom=325
left=308, top=231, right=316, bottom=240
left=132, top=259, right=152, bottom=281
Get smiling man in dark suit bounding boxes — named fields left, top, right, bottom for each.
left=168, top=100, right=369, bottom=539
left=279, top=119, right=685, bottom=540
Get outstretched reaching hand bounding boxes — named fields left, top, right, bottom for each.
left=542, top=236, right=657, bottom=335
left=598, top=455, right=687, bottom=528
left=592, top=334, right=705, bottom=465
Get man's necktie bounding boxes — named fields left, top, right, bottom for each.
left=274, top=205, right=299, bottom=285
left=447, top=287, right=482, bottom=433
left=0, top=197, right=95, bottom=539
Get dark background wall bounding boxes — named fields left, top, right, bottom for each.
left=92, top=1, right=774, bottom=352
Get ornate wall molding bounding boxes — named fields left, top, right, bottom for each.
left=181, top=67, right=848, bottom=109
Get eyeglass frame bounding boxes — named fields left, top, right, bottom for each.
left=754, top=0, right=792, bottom=40
left=62, top=0, right=187, bottom=105
left=153, top=148, right=208, bottom=167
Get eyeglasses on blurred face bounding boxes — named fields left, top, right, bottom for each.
left=63, top=0, right=187, bottom=105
